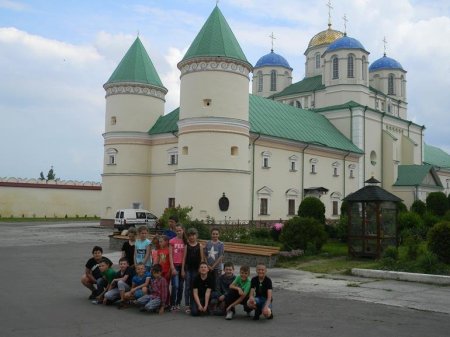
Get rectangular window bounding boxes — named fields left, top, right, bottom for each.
left=333, top=167, right=338, bottom=176
left=260, top=198, right=268, bottom=215
left=350, top=169, right=354, bottom=178
left=290, top=161, right=296, bottom=171
left=132, top=202, right=141, bottom=209
left=108, top=155, right=115, bottom=165
left=288, top=199, right=296, bottom=215
left=263, top=157, right=269, bottom=168
left=168, top=198, right=175, bottom=208
left=332, top=201, right=338, bottom=216
left=169, top=154, right=178, bottom=165
left=311, top=164, right=316, bottom=174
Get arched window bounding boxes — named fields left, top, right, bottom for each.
left=270, top=70, right=277, bottom=91
left=347, top=55, right=354, bottom=78
left=362, top=56, right=367, bottom=80
left=257, top=71, right=263, bottom=92
left=296, top=100, right=302, bottom=108
left=332, top=56, right=339, bottom=79
left=388, top=74, right=395, bottom=95
left=315, top=53, right=320, bottom=69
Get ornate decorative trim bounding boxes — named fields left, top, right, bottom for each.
left=104, top=82, right=167, bottom=99
left=178, top=57, right=252, bottom=79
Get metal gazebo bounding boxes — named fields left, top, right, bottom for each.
left=343, top=177, right=402, bottom=258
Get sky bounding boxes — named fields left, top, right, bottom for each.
left=0, top=0, right=449, bottom=182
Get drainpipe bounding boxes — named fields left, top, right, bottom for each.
left=301, top=144, right=310, bottom=200
left=421, top=125, right=425, bottom=163
left=343, top=152, right=351, bottom=197
left=381, top=111, right=385, bottom=187
left=349, top=106, right=353, bottom=142
left=251, top=133, right=261, bottom=222
left=363, top=106, right=368, bottom=183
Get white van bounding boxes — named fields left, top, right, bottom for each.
left=114, top=209, right=158, bottom=230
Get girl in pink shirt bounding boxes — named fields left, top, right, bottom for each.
left=169, top=224, right=186, bottom=310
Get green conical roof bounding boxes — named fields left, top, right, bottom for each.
left=105, top=37, right=166, bottom=89
left=180, top=6, right=250, bottom=66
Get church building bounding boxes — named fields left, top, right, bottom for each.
left=100, top=5, right=450, bottom=225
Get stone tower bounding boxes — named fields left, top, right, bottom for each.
left=175, top=6, right=253, bottom=221
left=101, top=37, right=167, bottom=223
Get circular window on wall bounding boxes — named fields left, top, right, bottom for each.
left=370, top=151, right=377, bottom=166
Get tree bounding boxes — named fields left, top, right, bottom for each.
left=298, top=197, right=325, bottom=224
left=280, top=216, right=327, bottom=251
left=427, top=221, right=450, bottom=263
left=39, top=172, right=45, bottom=180
left=426, top=192, right=448, bottom=217
left=410, top=200, right=426, bottom=216
left=47, top=166, right=56, bottom=180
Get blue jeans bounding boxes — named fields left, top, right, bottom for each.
left=96, top=277, right=107, bottom=293
left=170, top=265, right=184, bottom=306
left=184, top=269, right=198, bottom=307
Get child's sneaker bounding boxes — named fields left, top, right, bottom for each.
left=225, top=310, right=233, bottom=320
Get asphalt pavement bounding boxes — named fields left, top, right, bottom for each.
left=0, top=222, right=449, bottom=337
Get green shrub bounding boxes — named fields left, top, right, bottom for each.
left=335, top=216, right=348, bottom=242
left=340, top=200, right=349, bottom=217
left=403, top=234, right=421, bottom=260
left=398, top=211, right=426, bottom=240
left=184, top=219, right=210, bottom=240
left=410, top=200, right=426, bottom=216
left=442, top=210, right=450, bottom=221
left=426, top=192, right=449, bottom=217
left=279, top=216, right=327, bottom=251
left=158, top=205, right=192, bottom=228
left=422, top=211, right=440, bottom=228
left=416, top=250, right=445, bottom=274
left=427, top=221, right=450, bottom=263
left=298, top=197, right=325, bottom=224
left=397, top=201, right=408, bottom=213
left=383, top=246, right=399, bottom=260
left=219, top=227, right=250, bottom=243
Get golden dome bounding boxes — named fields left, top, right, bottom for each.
left=307, top=25, right=344, bottom=49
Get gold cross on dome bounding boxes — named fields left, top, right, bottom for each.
left=326, top=0, right=333, bottom=26
left=269, top=32, right=276, bottom=52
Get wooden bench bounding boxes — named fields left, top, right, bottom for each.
left=109, top=234, right=280, bottom=268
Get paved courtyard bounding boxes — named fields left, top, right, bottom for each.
left=0, top=222, right=449, bottom=337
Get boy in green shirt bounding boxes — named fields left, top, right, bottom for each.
left=225, top=265, right=252, bottom=320
left=93, top=258, right=116, bottom=304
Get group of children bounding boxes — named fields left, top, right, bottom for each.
left=81, top=216, right=273, bottom=320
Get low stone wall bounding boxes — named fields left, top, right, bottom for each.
left=0, top=177, right=101, bottom=218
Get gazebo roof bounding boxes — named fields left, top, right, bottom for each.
left=344, top=185, right=402, bottom=202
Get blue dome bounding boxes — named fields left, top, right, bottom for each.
left=255, top=51, right=292, bottom=69
left=325, top=35, right=366, bottom=53
left=369, top=55, right=404, bottom=72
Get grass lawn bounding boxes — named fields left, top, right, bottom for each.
left=277, top=241, right=380, bottom=274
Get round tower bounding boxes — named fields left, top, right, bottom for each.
left=101, top=37, right=167, bottom=224
left=175, top=6, right=253, bottom=221
left=252, top=50, right=293, bottom=97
